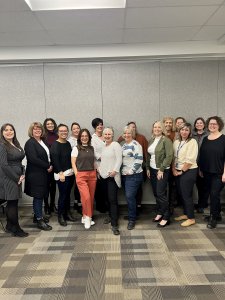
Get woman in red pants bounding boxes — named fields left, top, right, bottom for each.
left=71, top=129, right=97, bottom=229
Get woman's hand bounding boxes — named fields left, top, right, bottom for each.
left=146, top=169, right=150, bottom=178
left=199, top=170, right=203, bottom=178
left=47, top=165, right=53, bottom=173
left=18, top=175, right=25, bottom=185
left=222, top=173, right=225, bottom=183
left=59, top=173, right=65, bottom=182
left=157, top=170, right=164, bottom=180
left=109, top=171, right=116, bottom=177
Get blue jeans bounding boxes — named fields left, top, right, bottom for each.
left=33, top=197, right=43, bottom=219
left=122, top=172, right=143, bottom=222
left=57, top=176, right=74, bottom=217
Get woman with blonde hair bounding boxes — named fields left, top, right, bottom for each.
left=25, top=122, right=53, bottom=231
left=146, top=121, right=173, bottom=227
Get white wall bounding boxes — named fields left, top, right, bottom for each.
left=0, top=60, right=224, bottom=205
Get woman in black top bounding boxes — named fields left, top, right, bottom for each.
left=199, top=116, right=225, bottom=229
left=192, top=117, right=209, bottom=213
left=25, top=122, right=53, bottom=231
left=0, top=123, right=28, bottom=237
left=43, top=118, right=58, bottom=214
left=50, top=124, right=75, bottom=226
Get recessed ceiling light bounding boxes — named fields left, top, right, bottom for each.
left=24, top=0, right=126, bottom=11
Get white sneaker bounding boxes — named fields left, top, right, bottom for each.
left=84, top=217, right=91, bottom=229
left=81, top=216, right=95, bottom=226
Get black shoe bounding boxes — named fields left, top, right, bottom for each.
left=127, top=221, right=135, bottom=230
left=33, top=215, right=49, bottom=224
left=13, top=229, right=29, bottom=237
left=44, top=205, right=51, bottom=216
left=37, top=219, right=52, bottom=231
left=112, top=226, right=120, bottom=235
left=157, top=220, right=170, bottom=228
left=104, top=216, right=111, bottom=224
left=65, top=213, right=76, bottom=222
left=204, top=215, right=222, bottom=222
left=58, top=216, right=67, bottom=226
left=207, top=216, right=217, bottom=229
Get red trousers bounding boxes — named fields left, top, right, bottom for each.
left=76, top=170, right=97, bottom=217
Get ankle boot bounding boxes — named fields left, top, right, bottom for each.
left=207, top=215, right=217, bottom=229
left=58, top=215, right=67, bottom=226
left=37, top=219, right=52, bottom=231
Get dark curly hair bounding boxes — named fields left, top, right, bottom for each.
left=206, top=116, right=224, bottom=132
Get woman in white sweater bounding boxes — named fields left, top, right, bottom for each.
left=98, top=127, right=122, bottom=235
left=173, top=123, right=198, bottom=227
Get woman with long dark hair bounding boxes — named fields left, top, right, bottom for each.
left=43, top=118, right=58, bottom=214
left=0, top=123, right=28, bottom=237
left=173, top=123, right=198, bottom=227
left=192, top=117, right=209, bottom=213
left=71, top=129, right=97, bottom=230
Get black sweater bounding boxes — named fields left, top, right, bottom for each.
left=50, top=141, right=72, bottom=173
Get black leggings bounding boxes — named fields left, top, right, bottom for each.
left=6, top=200, right=20, bottom=232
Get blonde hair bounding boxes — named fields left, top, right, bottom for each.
left=123, top=125, right=135, bottom=138
left=103, top=127, right=114, bottom=137
left=151, top=121, right=164, bottom=137
left=28, top=122, right=45, bottom=138
left=162, top=117, right=175, bottom=132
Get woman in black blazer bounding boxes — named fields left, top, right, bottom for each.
left=0, top=123, right=28, bottom=237
left=24, top=122, right=53, bottom=231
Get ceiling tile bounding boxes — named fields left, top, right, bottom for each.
left=192, top=25, right=225, bottom=40
left=126, top=6, right=219, bottom=28
left=127, top=0, right=224, bottom=7
left=206, top=5, right=225, bottom=25
left=48, top=28, right=123, bottom=45
left=124, top=27, right=200, bottom=43
left=0, top=11, right=44, bottom=32
left=35, top=9, right=125, bottom=30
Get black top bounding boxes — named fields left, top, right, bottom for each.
left=76, top=146, right=95, bottom=171
left=50, top=141, right=72, bottom=173
left=199, top=134, right=225, bottom=174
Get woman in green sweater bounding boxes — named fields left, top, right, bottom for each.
left=146, top=121, right=173, bottom=227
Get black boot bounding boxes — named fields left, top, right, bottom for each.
left=65, top=212, right=76, bottom=222
left=33, top=214, right=49, bottom=224
left=37, top=219, right=52, bottom=231
left=58, top=215, right=67, bottom=226
left=207, top=216, right=217, bottom=229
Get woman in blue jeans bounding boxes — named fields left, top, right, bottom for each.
left=146, top=121, right=173, bottom=227
left=121, top=126, right=143, bottom=230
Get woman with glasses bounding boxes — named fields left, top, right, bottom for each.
left=173, top=123, right=198, bottom=227
left=199, top=116, right=225, bottom=229
left=25, top=122, right=53, bottom=231
left=50, top=124, right=75, bottom=226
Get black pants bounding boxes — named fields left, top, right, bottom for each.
left=57, top=175, right=74, bottom=217
left=44, top=172, right=56, bottom=210
left=6, top=199, right=21, bottom=232
left=102, top=177, right=119, bottom=227
left=150, top=168, right=170, bottom=220
left=203, top=172, right=224, bottom=218
left=136, top=167, right=147, bottom=207
left=196, top=172, right=209, bottom=209
left=175, top=169, right=197, bottom=219
left=95, top=177, right=107, bottom=213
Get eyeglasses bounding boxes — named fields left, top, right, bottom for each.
left=209, top=123, right=218, bottom=126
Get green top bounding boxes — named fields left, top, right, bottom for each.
left=146, top=136, right=173, bottom=172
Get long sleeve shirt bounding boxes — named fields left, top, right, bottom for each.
left=121, top=140, right=143, bottom=175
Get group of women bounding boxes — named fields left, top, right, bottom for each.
left=0, top=115, right=224, bottom=238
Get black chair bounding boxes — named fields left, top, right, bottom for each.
left=0, top=200, right=7, bottom=232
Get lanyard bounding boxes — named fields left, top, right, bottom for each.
left=176, top=140, right=187, bottom=158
